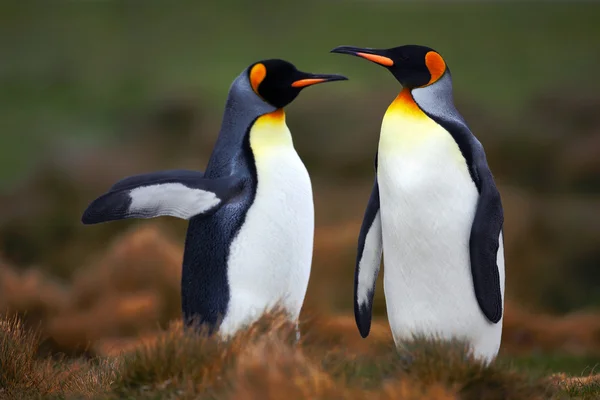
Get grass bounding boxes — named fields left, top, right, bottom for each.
left=555, top=374, right=600, bottom=399
left=0, top=223, right=598, bottom=398
left=507, top=353, right=599, bottom=376
left=0, top=315, right=115, bottom=399
left=1, top=313, right=599, bottom=400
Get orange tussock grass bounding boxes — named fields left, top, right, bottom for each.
left=299, top=311, right=393, bottom=355
left=549, top=373, right=600, bottom=399
left=1, top=222, right=599, bottom=361
left=5, top=311, right=600, bottom=399
left=0, top=224, right=183, bottom=355
left=232, top=338, right=456, bottom=400
left=502, top=303, right=600, bottom=356
left=111, top=310, right=462, bottom=399
left=0, top=315, right=115, bottom=399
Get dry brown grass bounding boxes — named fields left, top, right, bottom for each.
left=550, top=373, right=600, bottom=399
left=0, top=224, right=599, bottom=398
left=6, top=311, right=595, bottom=400
left=67, top=313, right=537, bottom=399
left=0, top=315, right=115, bottom=399
left=1, top=223, right=600, bottom=362
left=503, top=303, right=600, bottom=356
left=0, top=224, right=182, bottom=356
left=0, top=315, right=60, bottom=397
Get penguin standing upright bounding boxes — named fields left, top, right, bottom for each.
left=82, top=60, right=347, bottom=337
left=331, top=45, right=505, bottom=362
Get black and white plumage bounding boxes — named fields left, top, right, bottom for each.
left=354, top=159, right=382, bottom=338
left=82, top=59, right=346, bottom=338
left=82, top=170, right=242, bottom=223
left=333, top=44, right=504, bottom=363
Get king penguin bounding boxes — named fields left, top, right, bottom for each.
left=331, top=45, right=505, bottom=362
left=81, top=59, right=347, bottom=338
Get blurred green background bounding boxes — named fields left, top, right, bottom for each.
left=0, top=0, right=599, bottom=323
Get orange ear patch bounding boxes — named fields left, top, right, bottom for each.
left=250, top=63, right=267, bottom=93
left=425, top=51, right=446, bottom=85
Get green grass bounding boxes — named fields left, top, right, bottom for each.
left=1, top=0, right=600, bottom=184
left=507, top=353, right=599, bottom=377
left=563, top=378, right=600, bottom=399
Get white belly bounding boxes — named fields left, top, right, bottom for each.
left=219, top=111, right=313, bottom=337
left=378, top=93, right=503, bottom=362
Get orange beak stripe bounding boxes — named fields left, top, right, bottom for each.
left=291, top=78, right=327, bottom=88
left=356, top=52, right=394, bottom=67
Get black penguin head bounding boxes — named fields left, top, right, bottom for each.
left=248, top=59, right=347, bottom=108
left=331, top=45, right=447, bottom=89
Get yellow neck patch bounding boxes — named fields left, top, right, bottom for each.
left=385, top=88, right=425, bottom=117
left=249, top=109, right=293, bottom=156
left=380, top=89, right=458, bottom=159
left=380, top=89, right=466, bottom=166
left=381, top=88, right=431, bottom=153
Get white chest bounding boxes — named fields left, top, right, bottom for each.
left=377, top=92, right=477, bottom=237
left=219, top=110, right=314, bottom=337
left=377, top=91, right=502, bottom=351
left=378, top=106, right=479, bottom=290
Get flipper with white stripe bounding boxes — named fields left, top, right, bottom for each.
left=82, top=170, right=243, bottom=224
left=354, top=175, right=383, bottom=338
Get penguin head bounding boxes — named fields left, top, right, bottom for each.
left=248, top=59, right=347, bottom=108
left=331, top=45, right=447, bottom=89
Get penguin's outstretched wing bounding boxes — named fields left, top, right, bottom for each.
left=82, top=170, right=243, bottom=224
left=354, top=159, right=383, bottom=338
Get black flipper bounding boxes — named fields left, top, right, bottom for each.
left=354, top=155, right=383, bottom=337
left=423, top=115, right=504, bottom=323
left=82, top=170, right=243, bottom=224
left=466, top=140, right=504, bottom=323
left=413, top=75, right=504, bottom=324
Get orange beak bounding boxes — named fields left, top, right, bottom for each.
left=291, top=78, right=326, bottom=88
left=331, top=46, right=394, bottom=67
left=291, top=74, right=347, bottom=88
